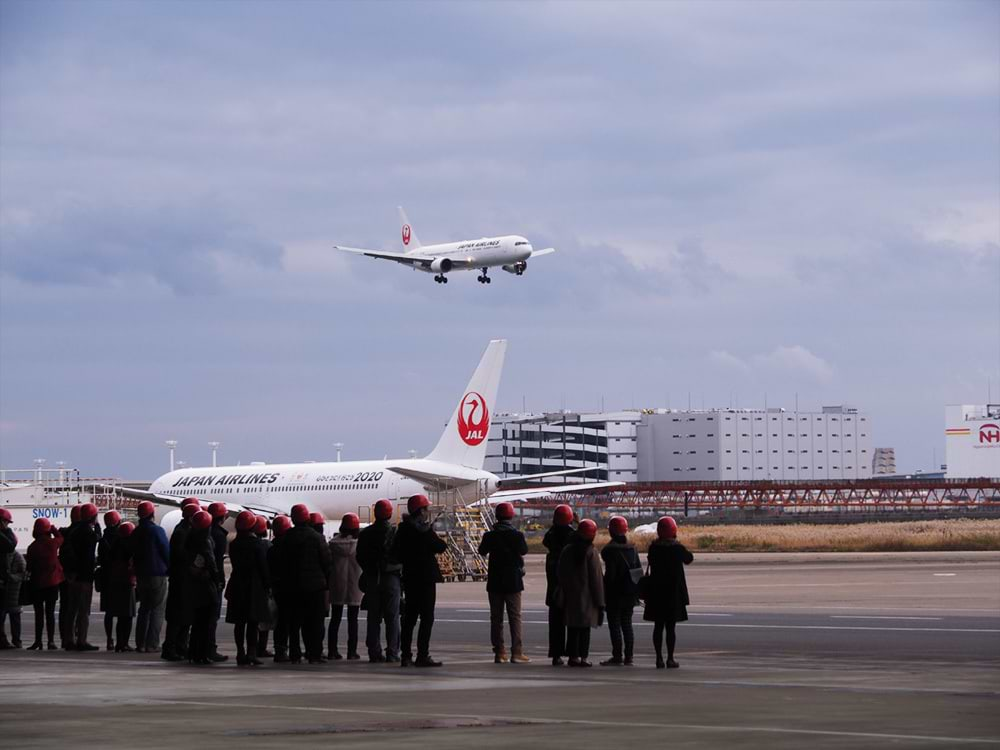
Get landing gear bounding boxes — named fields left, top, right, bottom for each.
left=434, top=274, right=449, bottom=284
left=477, top=268, right=492, bottom=284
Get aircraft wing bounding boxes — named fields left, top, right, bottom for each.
left=334, top=246, right=437, bottom=267
left=101, top=485, right=282, bottom=519
left=530, top=247, right=556, bottom=259
left=485, top=481, right=625, bottom=502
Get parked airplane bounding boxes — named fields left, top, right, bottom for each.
left=334, top=208, right=556, bottom=284
left=110, top=340, right=619, bottom=533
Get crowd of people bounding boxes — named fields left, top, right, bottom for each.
left=0, top=496, right=694, bottom=669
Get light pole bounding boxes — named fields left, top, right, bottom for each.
left=334, top=442, right=344, bottom=462
left=165, top=440, right=178, bottom=472
left=408, top=449, right=417, bottom=460
left=208, top=441, right=220, bottom=468
left=33, top=458, right=45, bottom=484
left=56, top=461, right=66, bottom=487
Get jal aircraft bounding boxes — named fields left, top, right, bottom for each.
left=113, top=340, right=619, bottom=533
left=334, top=208, right=556, bottom=284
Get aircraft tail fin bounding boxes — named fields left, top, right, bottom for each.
left=425, top=340, right=506, bottom=469
left=398, top=206, right=422, bottom=252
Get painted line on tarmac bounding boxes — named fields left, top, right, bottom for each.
left=430, top=617, right=1000, bottom=633
left=139, top=698, right=1000, bottom=745
left=830, top=615, right=942, bottom=620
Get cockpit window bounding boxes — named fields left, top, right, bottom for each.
left=515, top=241, right=529, bottom=246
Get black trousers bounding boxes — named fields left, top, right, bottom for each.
left=58, top=581, right=74, bottom=645
left=401, top=582, right=436, bottom=660
left=189, top=605, right=214, bottom=662
left=328, top=604, right=360, bottom=656
left=273, top=590, right=291, bottom=656
left=34, top=586, right=59, bottom=644
left=607, top=605, right=635, bottom=661
left=292, top=590, right=326, bottom=661
left=547, top=605, right=566, bottom=657
left=566, top=626, right=591, bottom=660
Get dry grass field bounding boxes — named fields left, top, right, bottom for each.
left=526, top=519, right=1000, bottom=553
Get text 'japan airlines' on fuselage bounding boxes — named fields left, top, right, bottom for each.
left=333, top=207, right=556, bottom=285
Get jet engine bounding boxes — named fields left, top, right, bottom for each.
left=430, top=258, right=453, bottom=273
left=502, top=261, right=527, bottom=276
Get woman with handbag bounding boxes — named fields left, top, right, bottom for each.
left=600, top=516, right=641, bottom=666
left=642, top=516, right=694, bottom=669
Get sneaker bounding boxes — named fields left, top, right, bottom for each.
left=384, top=655, right=400, bottom=663
left=347, top=652, right=360, bottom=661
left=399, top=656, right=412, bottom=667
left=494, top=650, right=508, bottom=664
left=551, top=657, right=564, bottom=666
left=209, top=652, right=229, bottom=663
left=414, top=656, right=442, bottom=667
left=510, top=653, right=531, bottom=664
left=161, top=651, right=184, bottom=662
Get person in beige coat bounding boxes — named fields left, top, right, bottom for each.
left=555, top=519, right=605, bottom=667
left=328, top=514, right=363, bottom=660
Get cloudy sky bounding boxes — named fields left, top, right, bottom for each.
left=1, top=0, right=997, bottom=478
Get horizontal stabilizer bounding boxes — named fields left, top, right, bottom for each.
left=530, top=247, right=556, bottom=258
left=497, top=466, right=601, bottom=486
left=485, top=481, right=625, bottom=502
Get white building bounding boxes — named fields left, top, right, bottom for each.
left=486, top=405, right=874, bottom=483
left=945, top=404, right=1000, bottom=478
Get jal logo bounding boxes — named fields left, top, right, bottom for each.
left=402, top=224, right=411, bottom=246
left=457, top=391, right=489, bottom=446
left=980, top=423, right=1000, bottom=444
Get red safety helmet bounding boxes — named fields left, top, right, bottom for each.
left=181, top=502, right=201, bottom=519
left=208, top=502, right=227, bottom=520
left=657, top=516, right=678, bottom=540
left=608, top=516, right=628, bottom=537
left=0, top=508, right=12, bottom=523
left=33, top=517, right=52, bottom=537
left=290, top=504, right=310, bottom=525
left=180, top=497, right=200, bottom=508
left=118, top=521, right=135, bottom=538
left=340, top=513, right=360, bottom=532
left=70, top=505, right=82, bottom=522
left=407, top=494, right=430, bottom=515
left=190, top=510, right=212, bottom=530
left=578, top=518, right=598, bottom=541
left=137, top=501, right=155, bottom=519
left=553, top=504, right=573, bottom=526
left=254, top=516, right=268, bottom=535
left=235, top=510, right=257, bottom=533
left=272, top=515, right=292, bottom=537
left=103, top=510, right=121, bottom=528
left=80, top=503, right=99, bottom=522
left=495, top=502, right=514, bottom=521
left=373, top=499, right=393, bottom=521
left=310, top=511, right=325, bottom=527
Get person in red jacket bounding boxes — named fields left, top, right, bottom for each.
left=25, top=518, right=64, bottom=650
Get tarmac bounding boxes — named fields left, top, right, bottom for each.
left=2, top=552, right=999, bottom=748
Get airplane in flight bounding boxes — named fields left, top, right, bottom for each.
left=334, top=208, right=556, bottom=284
left=111, top=340, right=619, bottom=533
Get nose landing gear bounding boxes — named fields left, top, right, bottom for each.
left=477, top=268, right=492, bottom=284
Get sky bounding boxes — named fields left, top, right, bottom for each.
left=1, top=0, right=997, bottom=478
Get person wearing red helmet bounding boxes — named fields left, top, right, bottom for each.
left=266, top=515, right=293, bottom=662
left=25, top=519, right=64, bottom=650
left=310, top=512, right=326, bottom=536
left=284, top=503, right=333, bottom=664
left=327, top=513, right=362, bottom=661
left=160, top=501, right=200, bottom=661
left=131, top=500, right=170, bottom=654
left=252, top=516, right=273, bottom=659
left=104, top=521, right=137, bottom=652
left=556, top=518, right=606, bottom=668
left=643, top=517, right=693, bottom=669
left=254, top=516, right=268, bottom=537
left=184, top=510, right=221, bottom=665
left=478, top=502, right=529, bottom=663
left=543, top=504, right=576, bottom=665
left=391, top=495, right=447, bottom=667
left=600, top=516, right=642, bottom=666
left=0, top=509, right=25, bottom=650
left=97, top=509, right=124, bottom=651
left=0, top=507, right=18, bottom=647
left=206, top=502, right=229, bottom=662
left=226, top=511, right=270, bottom=666
left=62, top=501, right=102, bottom=651
left=356, top=500, right=402, bottom=663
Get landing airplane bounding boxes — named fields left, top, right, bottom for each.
left=334, top=208, right=556, bottom=284
left=110, top=340, right=620, bottom=534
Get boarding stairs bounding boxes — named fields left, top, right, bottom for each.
left=437, top=504, right=493, bottom=582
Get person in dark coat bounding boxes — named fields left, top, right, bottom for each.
left=97, top=511, right=123, bottom=651
left=356, top=499, right=401, bottom=663
left=556, top=519, right=605, bottom=668
left=131, top=501, right=170, bottom=653
left=542, top=504, right=574, bottom=665
left=267, top=515, right=294, bottom=661
left=25, top=518, right=63, bottom=650
left=253, top=516, right=274, bottom=658
left=57, top=505, right=82, bottom=648
left=184, top=510, right=219, bottom=665
left=600, top=516, right=641, bottom=666
left=2, top=549, right=26, bottom=649
left=161, top=499, right=199, bottom=661
left=283, top=504, right=333, bottom=664
left=105, top=522, right=137, bottom=652
left=65, top=502, right=101, bottom=651
left=643, top=516, right=694, bottom=669
left=0, top=508, right=18, bottom=648
left=391, top=495, right=447, bottom=667
left=478, top=502, right=529, bottom=663
left=225, top=512, right=271, bottom=666
left=207, top=502, right=229, bottom=662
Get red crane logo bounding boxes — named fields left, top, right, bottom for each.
left=457, top=391, right=489, bottom=446
left=402, top=224, right=411, bottom=246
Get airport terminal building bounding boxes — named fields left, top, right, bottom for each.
left=485, top=405, right=874, bottom=483
left=946, top=404, right=1000, bottom=478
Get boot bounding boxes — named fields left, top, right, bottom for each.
left=494, top=647, right=508, bottom=664
left=510, top=650, right=531, bottom=664
left=28, top=642, right=42, bottom=651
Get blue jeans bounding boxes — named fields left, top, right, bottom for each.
left=365, top=572, right=400, bottom=659
left=135, top=576, right=167, bottom=650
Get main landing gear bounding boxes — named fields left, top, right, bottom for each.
left=477, top=268, right=492, bottom=284
left=434, top=274, right=449, bottom=284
